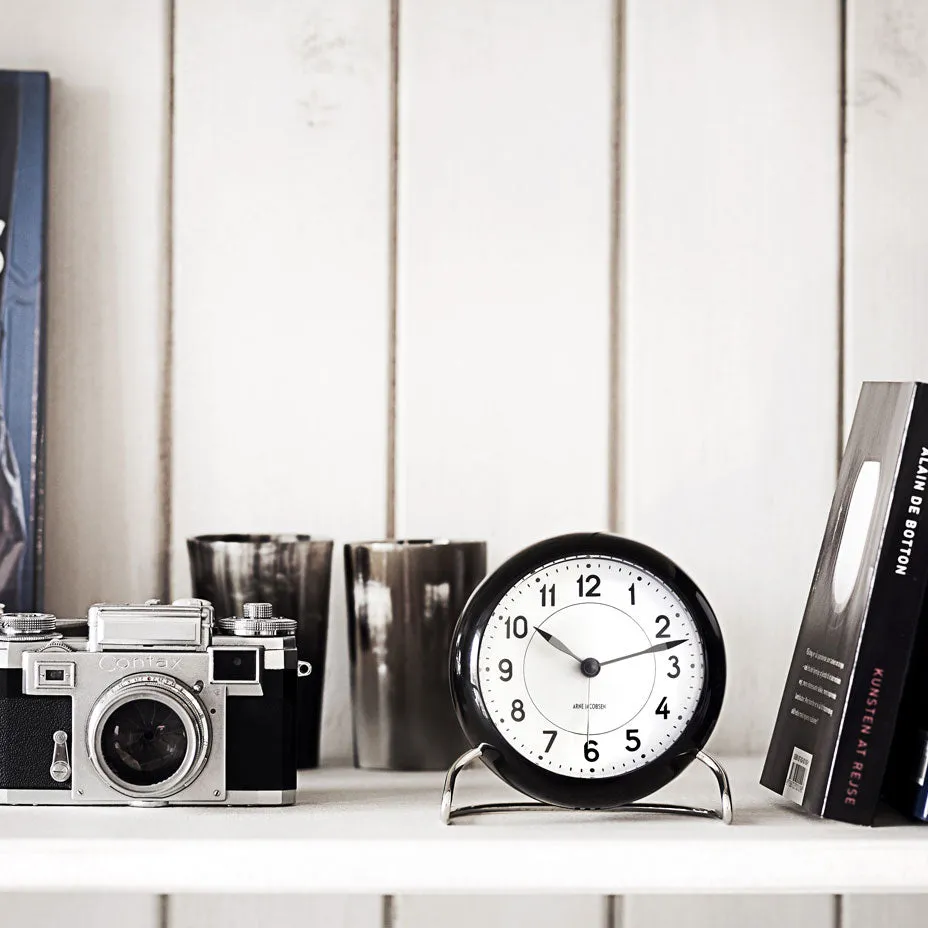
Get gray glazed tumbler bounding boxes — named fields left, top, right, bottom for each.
left=345, top=539, right=486, bottom=770
left=187, top=533, right=333, bottom=769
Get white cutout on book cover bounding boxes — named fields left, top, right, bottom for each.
left=832, top=460, right=881, bottom=610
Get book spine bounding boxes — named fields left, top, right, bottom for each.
left=31, top=72, right=49, bottom=612
left=824, top=386, right=928, bottom=823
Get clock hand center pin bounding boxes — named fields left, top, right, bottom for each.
left=535, top=626, right=601, bottom=676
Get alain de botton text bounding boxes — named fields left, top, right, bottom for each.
left=895, top=446, right=928, bottom=576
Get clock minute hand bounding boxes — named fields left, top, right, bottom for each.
left=534, top=627, right=583, bottom=664
left=600, top=638, right=688, bottom=667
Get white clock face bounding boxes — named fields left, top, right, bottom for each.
left=477, top=555, right=706, bottom=778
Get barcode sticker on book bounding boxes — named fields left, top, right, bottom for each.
left=783, top=746, right=813, bottom=805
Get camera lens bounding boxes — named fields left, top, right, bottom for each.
left=99, top=698, right=188, bottom=787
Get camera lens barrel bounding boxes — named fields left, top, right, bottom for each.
left=86, top=673, right=211, bottom=800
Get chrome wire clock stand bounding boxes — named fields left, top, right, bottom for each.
left=441, top=745, right=734, bottom=826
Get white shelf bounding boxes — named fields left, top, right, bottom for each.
left=1, top=756, right=927, bottom=895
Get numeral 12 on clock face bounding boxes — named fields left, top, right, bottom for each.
left=478, top=555, right=706, bottom=779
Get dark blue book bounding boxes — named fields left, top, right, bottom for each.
left=0, top=71, right=49, bottom=611
left=883, top=602, right=928, bottom=821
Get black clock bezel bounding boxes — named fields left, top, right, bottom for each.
left=448, top=532, right=726, bottom=809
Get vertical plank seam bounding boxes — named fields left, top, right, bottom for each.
left=834, top=893, right=843, bottom=928
left=159, top=0, right=177, bottom=600
left=157, top=894, right=169, bottom=928
left=837, top=0, right=848, bottom=459
left=382, top=895, right=396, bottom=928
left=606, top=894, right=622, bottom=928
left=607, top=0, right=627, bottom=535
left=385, top=0, right=401, bottom=539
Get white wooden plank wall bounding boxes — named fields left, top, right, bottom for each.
left=0, top=2, right=169, bottom=925
left=393, top=896, right=609, bottom=928
left=169, top=2, right=389, bottom=920
left=171, top=0, right=392, bottom=765
left=619, top=4, right=841, bottom=925
left=622, top=897, right=836, bottom=928
left=0, top=0, right=171, bottom=614
left=0, top=894, right=160, bottom=928
left=2, top=0, right=926, bottom=925
left=842, top=0, right=928, bottom=423
left=842, top=897, right=928, bottom=928
left=393, top=3, right=611, bottom=923
left=620, top=0, right=841, bottom=757
left=169, top=894, right=382, bottom=928
left=842, top=2, right=928, bottom=927
left=393, top=0, right=613, bottom=558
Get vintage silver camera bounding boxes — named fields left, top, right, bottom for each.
left=0, top=599, right=308, bottom=806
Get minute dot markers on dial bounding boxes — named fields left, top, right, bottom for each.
left=476, top=552, right=707, bottom=780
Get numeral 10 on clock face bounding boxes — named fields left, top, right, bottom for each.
left=478, top=555, right=706, bottom=779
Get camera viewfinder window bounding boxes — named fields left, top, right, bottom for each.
left=211, top=648, right=259, bottom=683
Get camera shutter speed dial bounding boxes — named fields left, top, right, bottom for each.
left=216, top=603, right=297, bottom=637
left=1, top=612, right=57, bottom=637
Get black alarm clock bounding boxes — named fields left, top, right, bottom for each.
left=443, top=532, right=729, bottom=822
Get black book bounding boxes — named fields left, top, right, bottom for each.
left=761, top=381, right=928, bottom=824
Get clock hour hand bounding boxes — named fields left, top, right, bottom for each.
left=534, top=627, right=583, bottom=664
left=600, top=638, right=688, bottom=667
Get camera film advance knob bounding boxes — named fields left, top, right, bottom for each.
left=1, top=612, right=57, bottom=637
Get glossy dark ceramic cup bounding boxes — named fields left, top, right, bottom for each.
left=345, top=539, right=486, bottom=770
left=187, top=533, right=333, bottom=769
